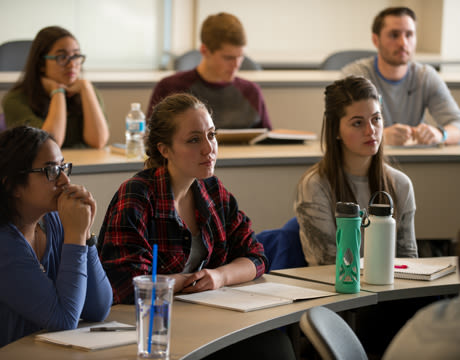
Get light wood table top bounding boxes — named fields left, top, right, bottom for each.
left=0, top=274, right=376, bottom=360
left=62, top=142, right=460, bottom=175
left=272, top=257, right=460, bottom=302
left=3, top=70, right=460, bottom=88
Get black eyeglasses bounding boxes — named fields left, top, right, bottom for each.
left=21, top=163, right=72, bottom=181
left=43, top=54, right=86, bottom=67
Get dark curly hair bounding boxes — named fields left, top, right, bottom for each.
left=0, top=126, right=54, bottom=225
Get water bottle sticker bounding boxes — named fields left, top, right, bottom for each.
left=127, top=121, right=145, bottom=132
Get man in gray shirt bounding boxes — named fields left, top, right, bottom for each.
left=342, top=7, right=460, bottom=146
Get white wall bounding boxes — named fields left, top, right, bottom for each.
left=441, top=0, right=460, bottom=58
left=0, top=0, right=164, bottom=70
left=195, top=0, right=391, bottom=57
left=0, top=0, right=455, bottom=70
left=187, top=0, right=446, bottom=63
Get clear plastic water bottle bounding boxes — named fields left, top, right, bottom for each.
left=363, top=191, right=396, bottom=285
left=335, top=202, right=369, bottom=293
left=125, top=103, right=145, bottom=159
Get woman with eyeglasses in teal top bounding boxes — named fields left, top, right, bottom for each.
left=2, top=26, right=109, bottom=148
left=0, top=126, right=112, bottom=347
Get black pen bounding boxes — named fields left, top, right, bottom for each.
left=90, top=326, right=136, bottom=332
left=192, top=260, right=206, bottom=287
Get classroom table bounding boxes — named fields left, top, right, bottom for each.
left=0, top=274, right=376, bottom=360
left=272, top=257, right=460, bottom=302
left=3, top=261, right=460, bottom=359
left=65, top=142, right=460, bottom=240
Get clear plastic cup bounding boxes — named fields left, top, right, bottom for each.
left=133, top=275, right=175, bottom=359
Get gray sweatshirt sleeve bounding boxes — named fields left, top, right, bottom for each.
left=387, top=165, right=418, bottom=258
left=295, top=171, right=337, bottom=266
left=423, top=65, right=460, bottom=130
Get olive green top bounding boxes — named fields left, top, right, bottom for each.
left=2, top=85, right=106, bottom=148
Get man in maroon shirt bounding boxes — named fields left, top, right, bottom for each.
left=146, top=12, right=272, bottom=130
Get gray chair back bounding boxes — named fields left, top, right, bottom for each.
left=173, top=50, right=262, bottom=71
left=0, top=113, right=6, bottom=132
left=320, top=50, right=377, bottom=70
left=0, top=40, right=33, bottom=71
left=300, top=306, right=368, bottom=360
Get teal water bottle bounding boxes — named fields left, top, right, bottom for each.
left=335, top=202, right=368, bottom=293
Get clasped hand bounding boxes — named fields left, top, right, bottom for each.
left=384, top=123, right=443, bottom=145
left=41, top=77, right=89, bottom=98
left=57, top=184, right=96, bottom=245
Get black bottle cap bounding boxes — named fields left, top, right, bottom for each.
left=368, top=191, right=394, bottom=216
left=335, top=202, right=360, bottom=218
left=368, top=204, right=392, bottom=216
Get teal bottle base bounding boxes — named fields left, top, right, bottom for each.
left=335, top=282, right=360, bottom=294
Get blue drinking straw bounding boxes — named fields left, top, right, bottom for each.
left=147, top=244, right=158, bottom=354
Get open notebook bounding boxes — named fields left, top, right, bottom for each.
left=35, top=321, right=137, bottom=351
left=175, top=282, right=336, bottom=312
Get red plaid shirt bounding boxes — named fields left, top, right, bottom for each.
left=98, top=167, right=267, bottom=304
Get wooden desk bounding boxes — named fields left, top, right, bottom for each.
left=64, top=143, right=460, bottom=239
left=272, top=257, right=460, bottom=302
left=0, top=274, right=376, bottom=360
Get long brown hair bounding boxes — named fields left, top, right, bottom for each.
left=12, top=26, right=82, bottom=118
left=304, top=75, right=396, bottom=208
left=145, top=93, right=208, bottom=169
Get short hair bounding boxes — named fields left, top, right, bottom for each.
left=145, top=93, right=209, bottom=169
left=372, top=7, right=416, bottom=35
left=0, top=126, right=54, bottom=225
left=200, top=12, right=247, bottom=52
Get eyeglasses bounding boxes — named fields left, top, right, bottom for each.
left=43, top=54, right=86, bottom=67
left=22, top=163, right=72, bottom=181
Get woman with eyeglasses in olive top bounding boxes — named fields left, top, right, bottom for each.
left=2, top=26, right=109, bottom=148
left=0, top=126, right=112, bottom=347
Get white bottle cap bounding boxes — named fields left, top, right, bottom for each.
left=131, top=103, right=141, bottom=110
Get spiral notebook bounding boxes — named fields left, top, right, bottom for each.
left=393, top=258, right=457, bottom=281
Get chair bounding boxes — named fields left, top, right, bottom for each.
left=256, top=217, right=307, bottom=271
left=0, top=113, right=6, bottom=132
left=300, top=306, right=368, bottom=360
left=173, top=49, right=262, bottom=71
left=319, top=50, right=377, bottom=70
left=0, top=40, right=33, bottom=71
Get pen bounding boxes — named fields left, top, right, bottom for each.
left=90, top=326, right=136, bottom=332
left=394, top=265, right=408, bottom=269
left=192, top=260, right=206, bottom=287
